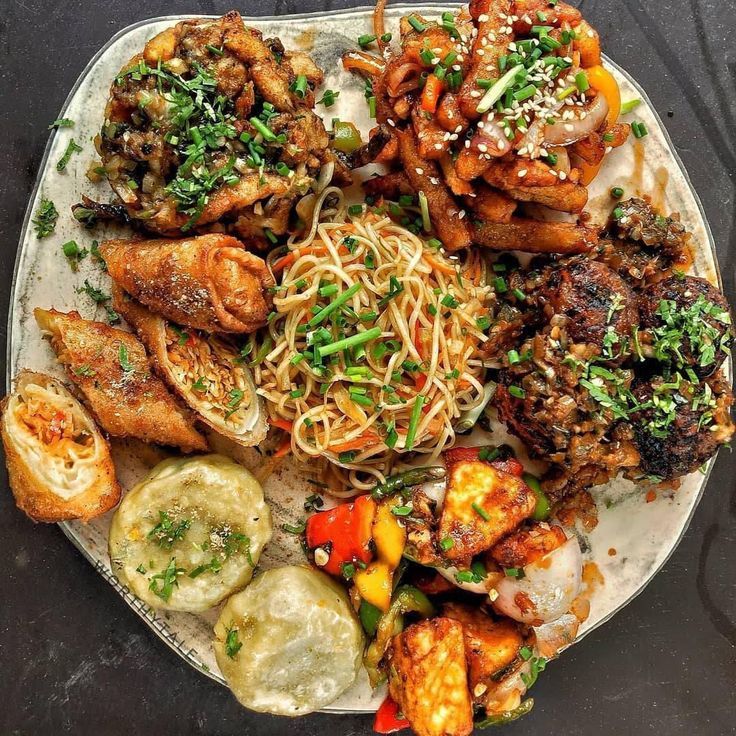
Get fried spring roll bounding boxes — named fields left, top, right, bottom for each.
left=396, top=128, right=472, bottom=251
left=99, top=234, right=274, bottom=334
left=34, top=309, right=207, bottom=453
left=112, top=287, right=267, bottom=448
left=1, top=370, right=121, bottom=522
left=472, top=218, right=598, bottom=254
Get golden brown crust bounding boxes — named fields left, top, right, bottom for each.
left=442, top=603, right=524, bottom=703
left=100, top=234, right=274, bottom=333
left=439, top=460, right=536, bottom=564
left=388, top=618, right=473, bottom=736
left=34, top=308, right=207, bottom=453
left=1, top=371, right=121, bottom=522
left=112, top=288, right=267, bottom=447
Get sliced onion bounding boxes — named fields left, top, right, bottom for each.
left=549, top=146, right=571, bottom=175
left=533, top=612, right=580, bottom=658
left=437, top=565, right=504, bottom=594
left=543, top=94, right=609, bottom=146
left=472, top=115, right=512, bottom=157
left=386, top=60, right=423, bottom=97
left=492, top=535, right=583, bottom=624
left=313, top=161, right=335, bottom=194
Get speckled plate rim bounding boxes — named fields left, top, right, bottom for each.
left=5, top=3, right=728, bottom=715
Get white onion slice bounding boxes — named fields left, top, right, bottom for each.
left=492, top=536, right=583, bottom=624
left=543, top=95, right=609, bottom=146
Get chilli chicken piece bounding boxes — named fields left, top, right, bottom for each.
left=345, top=0, right=628, bottom=253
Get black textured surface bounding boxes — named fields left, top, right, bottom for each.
left=1, top=1, right=735, bottom=734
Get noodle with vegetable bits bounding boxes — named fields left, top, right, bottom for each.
left=254, top=188, right=494, bottom=489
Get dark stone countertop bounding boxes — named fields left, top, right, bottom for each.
left=0, top=1, right=734, bottom=734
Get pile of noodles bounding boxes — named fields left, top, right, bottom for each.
left=254, top=186, right=494, bottom=492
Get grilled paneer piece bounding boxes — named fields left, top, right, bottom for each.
left=439, top=456, right=536, bottom=563
left=490, top=523, right=568, bottom=569
left=630, top=372, right=734, bottom=481
left=537, top=256, right=639, bottom=361
left=639, top=275, right=732, bottom=378
left=442, top=603, right=524, bottom=705
left=388, top=618, right=473, bottom=736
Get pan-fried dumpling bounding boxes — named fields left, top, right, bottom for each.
left=1, top=370, right=120, bottom=522
left=213, top=566, right=364, bottom=716
left=34, top=308, right=207, bottom=453
left=112, top=287, right=267, bottom=447
left=108, top=455, right=272, bottom=612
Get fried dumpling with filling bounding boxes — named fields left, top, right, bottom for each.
left=34, top=308, right=207, bottom=453
left=112, top=286, right=267, bottom=447
left=99, top=234, right=274, bottom=333
left=1, top=370, right=120, bottom=522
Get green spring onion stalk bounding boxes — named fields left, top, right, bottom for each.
left=371, top=466, right=446, bottom=499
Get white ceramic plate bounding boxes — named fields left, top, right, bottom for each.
left=6, top=4, right=729, bottom=714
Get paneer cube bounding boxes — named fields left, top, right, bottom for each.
left=442, top=603, right=524, bottom=702
left=388, top=618, right=473, bottom=736
left=439, top=460, right=536, bottom=563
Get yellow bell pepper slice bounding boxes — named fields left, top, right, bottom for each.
left=586, top=65, right=621, bottom=128
left=373, top=501, right=407, bottom=568
left=354, top=561, right=393, bottom=612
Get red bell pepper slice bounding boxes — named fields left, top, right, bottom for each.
left=374, top=696, right=410, bottom=734
left=305, top=495, right=376, bottom=577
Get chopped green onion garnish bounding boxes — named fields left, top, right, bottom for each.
left=632, top=121, right=648, bottom=139
left=620, top=98, right=642, bottom=114
left=418, top=190, right=431, bottom=232
left=317, top=326, right=381, bottom=359
left=404, top=395, right=425, bottom=450
left=476, top=64, right=524, bottom=114
left=610, top=186, right=624, bottom=199
left=440, top=536, right=454, bottom=551
left=574, top=72, right=590, bottom=92
left=358, top=34, right=377, bottom=48
left=308, top=283, right=362, bottom=327
left=291, top=74, right=308, bottom=98
left=408, top=15, right=426, bottom=32
left=508, top=385, right=526, bottom=399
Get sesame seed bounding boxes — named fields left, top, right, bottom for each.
left=464, top=139, right=471, bottom=148
left=559, top=171, right=568, bottom=180
left=478, top=13, right=489, bottom=22
left=470, top=90, right=481, bottom=98
left=454, top=125, right=463, bottom=133
left=458, top=210, right=466, bottom=219
left=415, top=167, right=424, bottom=175
left=518, top=169, right=528, bottom=177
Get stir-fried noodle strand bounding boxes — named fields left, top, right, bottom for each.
left=255, top=187, right=493, bottom=491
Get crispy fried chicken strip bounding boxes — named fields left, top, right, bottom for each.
left=396, top=128, right=472, bottom=251
left=458, top=0, right=514, bottom=120
left=503, top=181, right=589, bottom=212
left=473, top=219, right=598, bottom=253
left=99, top=234, right=274, bottom=334
left=34, top=309, right=207, bottom=452
left=388, top=618, right=473, bottom=736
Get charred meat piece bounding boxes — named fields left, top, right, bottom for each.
left=537, top=256, right=639, bottom=360
left=609, top=198, right=692, bottom=262
left=639, top=275, right=732, bottom=378
left=630, top=372, right=734, bottom=481
left=388, top=618, right=474, bottom=736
